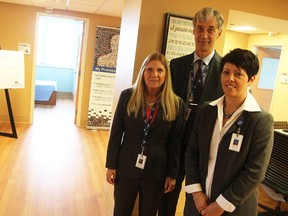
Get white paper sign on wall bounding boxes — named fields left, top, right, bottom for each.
left=18, top=43, right=31, bottom=55
left=0, top=50, right=25, bottom=89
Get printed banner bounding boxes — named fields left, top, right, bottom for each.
left=87, top=26, right=120, bottom=130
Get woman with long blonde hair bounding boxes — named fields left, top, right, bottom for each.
left=106, top=53, right=185, bottom=216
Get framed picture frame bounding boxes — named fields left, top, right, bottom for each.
left=161, top=13, right=195, bottom=62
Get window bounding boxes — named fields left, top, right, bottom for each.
left=258, top=57, right=279, bottom=90
left=36, top=16, right=83, bottom=68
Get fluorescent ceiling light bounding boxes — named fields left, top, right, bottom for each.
left=230, top=26, right=258, bottom=31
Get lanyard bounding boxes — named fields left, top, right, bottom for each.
left=142, top=103, right=158, bottom=155
left=236, top=119, right=244, bottom=134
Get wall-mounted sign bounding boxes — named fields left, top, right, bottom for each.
left=18, top=43, right=31, bottom=55
left=0, top=50, right=25, bottom=89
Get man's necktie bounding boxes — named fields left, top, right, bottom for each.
left=193, top=59, right=204, bottom=103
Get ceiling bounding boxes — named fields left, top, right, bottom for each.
left=0, top=0, right=124, bottom=17
left=226, top=9, right=288, bottom=35
left=1, top=0, right=288, bottom=36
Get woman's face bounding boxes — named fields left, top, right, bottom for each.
left=144, top=60, right=166, bottom=93
left=221, top=63, right=255, bottom=100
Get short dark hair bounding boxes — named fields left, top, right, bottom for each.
left=220, top=48, right=259, bottom=80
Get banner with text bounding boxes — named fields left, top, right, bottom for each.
left=87, top=26, right=120, bottom=130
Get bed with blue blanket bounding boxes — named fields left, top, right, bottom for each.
left=35, top=80, right=57, bottom=105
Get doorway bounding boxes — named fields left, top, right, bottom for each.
left=252, top=46, right=282, bottom=112
left=34, top=13, right=85, bottom=123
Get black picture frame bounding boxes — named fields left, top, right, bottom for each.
left=161, top=13, right=195, bottom=62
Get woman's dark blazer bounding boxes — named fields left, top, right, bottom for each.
left=185, top=101, right=274, bottom=216
left=106, top=88, right=185, bottom=181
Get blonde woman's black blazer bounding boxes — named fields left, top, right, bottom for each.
left=106, top=88, right=185, bottom=181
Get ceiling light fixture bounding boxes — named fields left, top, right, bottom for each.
left=268, top=32, right=278, bottom=37
left=230, top=26, right=258, bottom=31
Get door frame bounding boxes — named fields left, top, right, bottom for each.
left=251, top=45, right=282, bottom=112
left=32, top=12, right=89, bottom=126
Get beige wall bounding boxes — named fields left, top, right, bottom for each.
left=2, top=0, right=288, bottom=127
left=1, top=0, right=288, bottom=215
left=0, top=2, right=121, bottom=125
left=113, top=0, right=288, bottom=129
left=0, top=3, right=37, bottom=123
left=121, top=0, right=288, bottom=85
left=223, top=31, right=249, bottom=55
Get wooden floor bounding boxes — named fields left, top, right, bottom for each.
left=0, top=97, right=287, bottom=215
left=0, top=97, right=113, bottom=216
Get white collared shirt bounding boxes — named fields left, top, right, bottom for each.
left=185, top=92, right=261, bottom=212
left=193, top=50, right=215, bottom=66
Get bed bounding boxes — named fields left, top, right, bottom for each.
left=35, top=80, right=57, bottom=105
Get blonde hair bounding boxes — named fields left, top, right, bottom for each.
left=127, top=53, right=181, bottom=121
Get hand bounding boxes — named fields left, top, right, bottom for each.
left=164, top=177, right=176, bottom=193
left=200, top=201, right=224, bottom=216
left=106, top=168, right=116, bottom=185
left=193, top=192, right=208, bottom=214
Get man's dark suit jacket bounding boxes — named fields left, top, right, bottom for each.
left=106, top=88, right=185, bottom=181
left=185, top=102, right=274, bottom=216
left=170, top=51, right=224, bottom=149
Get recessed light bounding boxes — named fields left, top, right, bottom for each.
left=230, top=26, right=258, bottom=31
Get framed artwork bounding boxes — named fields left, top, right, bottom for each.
left=162, top=13, right=195, bottom=62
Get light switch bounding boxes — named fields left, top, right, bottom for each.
left=280, top=73, right=288, bottom=84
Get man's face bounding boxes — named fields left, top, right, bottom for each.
left=193, top=17, right=222, bottom=58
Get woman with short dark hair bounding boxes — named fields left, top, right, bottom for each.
left=185, top=48, right=274, bottom=216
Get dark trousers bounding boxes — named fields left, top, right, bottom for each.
left=114, top=175, right=164, bottom=216
left=158, top=157, right=185, bottom=216
left=158, top=106, right=198, bottom=216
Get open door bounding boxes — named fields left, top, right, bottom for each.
left=34, top=13, right=87, bottom=126
left=252, top=46, right=281, bottom=112
left=73, top=21, right=84, bottom=124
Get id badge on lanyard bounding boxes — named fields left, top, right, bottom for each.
left=229, top=119, right=244, bottom=152
left=135, top=103, right=157, bottom=169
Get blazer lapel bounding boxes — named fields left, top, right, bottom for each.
left=200, top=52, right=222, bottom=103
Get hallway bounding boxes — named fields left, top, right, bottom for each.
left=0, top=97, right=112, bottom=215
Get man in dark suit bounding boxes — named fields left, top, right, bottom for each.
left=158, top=7, right=225, bottom=216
